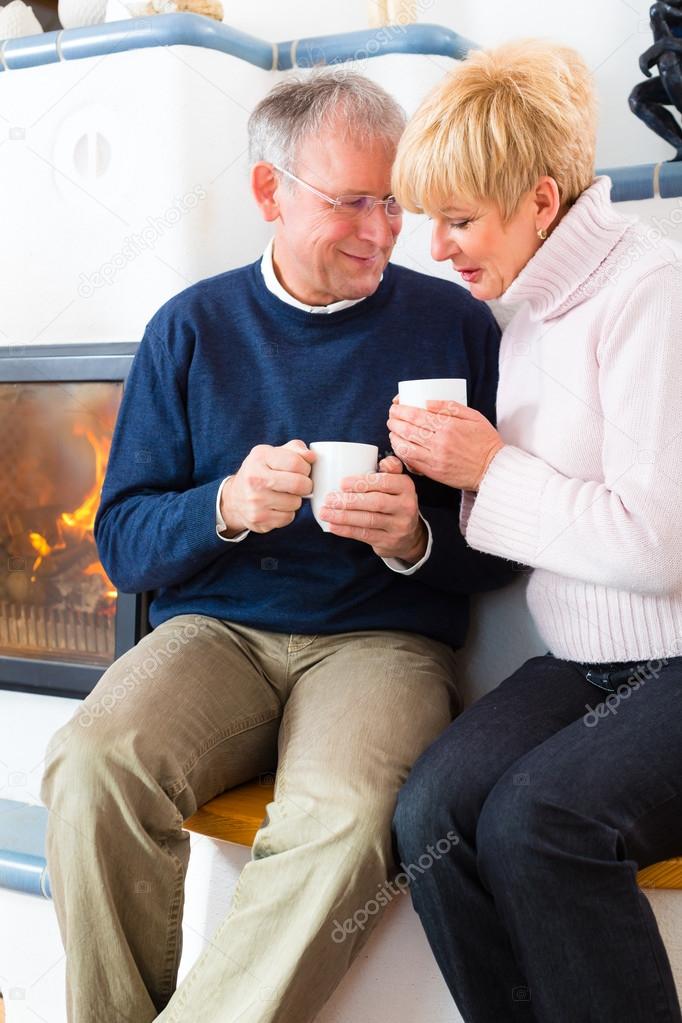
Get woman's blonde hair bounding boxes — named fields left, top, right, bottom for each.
left=392, top=39, right=597, bottom=221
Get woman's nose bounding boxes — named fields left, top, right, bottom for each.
left=431, top=222, right=459, bottom=263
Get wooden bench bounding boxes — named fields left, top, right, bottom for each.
left=184, top=780, right=682, bottom=890
left=185, top=779, right=276, bottom=847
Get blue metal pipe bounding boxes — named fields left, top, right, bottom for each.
left=597, top=161, right=682, bottom=202
left=0, top=799, right=51, bottom=899
left=0, top=850, right=50, bottom=898
left=1, top=14, right=681, bottom=201
left=277, top=23, right=477, bottom=69
left=0, top=14, right=475, bottom=73
left=1, top=13, right=276, bottom=70
left=59, top=13, right=275, bottom=68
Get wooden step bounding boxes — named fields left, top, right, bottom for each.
left=637, top=859, right=682, bottom=889
left=184, top=781, right=682, bottom=890
left=185, top=779, right=275, bottom=847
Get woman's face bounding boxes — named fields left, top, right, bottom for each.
left=429, top=188, right=547, bottom=301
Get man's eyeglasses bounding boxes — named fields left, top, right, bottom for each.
left=273, top=165, right=403, bottom=219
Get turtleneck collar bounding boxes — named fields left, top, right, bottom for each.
left=499, top=176, right=635, bottom=322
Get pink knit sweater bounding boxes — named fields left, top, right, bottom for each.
left=463, top=176, right=682, bottom=663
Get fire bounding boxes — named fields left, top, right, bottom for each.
left=60, top=424, right=118, bottom=599
left=25, top=424, right=117, bottom=598
left=29, top=530, right=55, bottom=576
left=61, top=424, right=110, bottom=534
left=29, top=531, right=51, bottom=559
left=83, top=561, right=117, bottom=600
left=2, top=380, right=125, bottom=666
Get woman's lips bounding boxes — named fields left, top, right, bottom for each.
left=456, top=267, right=482, bottom=283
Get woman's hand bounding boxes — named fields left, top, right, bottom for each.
left=387, top=398, right=505, bottom=491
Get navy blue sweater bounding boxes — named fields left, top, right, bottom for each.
left=94, top=259, right=511, bottom=647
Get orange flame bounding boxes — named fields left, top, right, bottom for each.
left=25, top=421, right=117, bottom=597
left=62, top=425, right=117, bottom=599
left=61, top=424, right=110, bottom=534
left=27, top=424, right=117, bottom=600
left=29, top=530, right=52, bottom=575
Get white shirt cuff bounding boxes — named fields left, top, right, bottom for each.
left=216, top=476, right=249, bottom=543
left=382, top=513, right=433, bottom=575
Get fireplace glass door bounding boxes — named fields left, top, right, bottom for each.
left=0, top=379, right=122, bottom=668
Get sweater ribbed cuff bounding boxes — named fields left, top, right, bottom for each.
left=185, top=478, right=234, bottom=559
left=459, top=490, right=477, bottom=536
left=465, top=445, right=554, bottom=564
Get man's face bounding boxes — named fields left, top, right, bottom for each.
left=269, top=128, right=402, bottom=306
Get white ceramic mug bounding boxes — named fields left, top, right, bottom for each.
left=398, top=377, right=468, bottom=409
left=306, top=442, right=379, bottom=532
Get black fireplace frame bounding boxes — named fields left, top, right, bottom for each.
left=0, top=341, right=150, bottom=700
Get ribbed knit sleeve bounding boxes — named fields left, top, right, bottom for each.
left=465, top=263, right=682, bottom=596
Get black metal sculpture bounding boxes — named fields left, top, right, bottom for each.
left=630, top=2, right=682, bottom=160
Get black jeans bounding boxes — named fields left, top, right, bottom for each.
left=393, top=654, right=682, bottom=1023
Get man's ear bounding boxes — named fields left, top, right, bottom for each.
left=534, top=175, right=561, bottom=233
left=252, top=162, right=281, bottom=223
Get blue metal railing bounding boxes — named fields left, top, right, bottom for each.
left=0, top=14, right=475, bottom=72
left=0, top=14, right=681, bottom=202
left=281, top=22, right=475, bottom=68
left=0, top=799, right=51, bottom=899
left=599, top=161, right=682, bottom=202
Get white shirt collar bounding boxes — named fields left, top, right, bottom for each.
left=260, top=238, right=367, bottom=314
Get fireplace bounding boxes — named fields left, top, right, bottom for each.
left=0, top=342, right=149, bottom=699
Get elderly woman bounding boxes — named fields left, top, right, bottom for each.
left=389, top=40, right=682, bottom=1023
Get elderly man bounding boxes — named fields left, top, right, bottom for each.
left=41, top=70, right=510, bottom=1023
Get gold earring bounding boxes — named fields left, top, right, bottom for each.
left=538, top=227, right=548, bottom=240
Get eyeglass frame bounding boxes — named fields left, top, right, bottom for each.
left=272, top=164, right=403, bottom=219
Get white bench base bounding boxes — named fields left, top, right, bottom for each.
left=180, top=833, right=682, bottom=1023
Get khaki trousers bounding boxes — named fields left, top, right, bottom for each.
left=41, top=614, right=458, bottom=1023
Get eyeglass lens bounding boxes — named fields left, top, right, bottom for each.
left=335, top=196, right=403, bottom=217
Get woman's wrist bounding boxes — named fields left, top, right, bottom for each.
left=474, top=440, right=505, bottom=490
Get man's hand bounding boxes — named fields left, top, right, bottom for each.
left=220, top=439, right=315, bottom=536
left=319, top=455, right=427, bottom=564
left=387, top=399, right=504, bottom=491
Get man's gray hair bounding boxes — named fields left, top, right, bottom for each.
left=248, top=68, right=406, bottom=174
